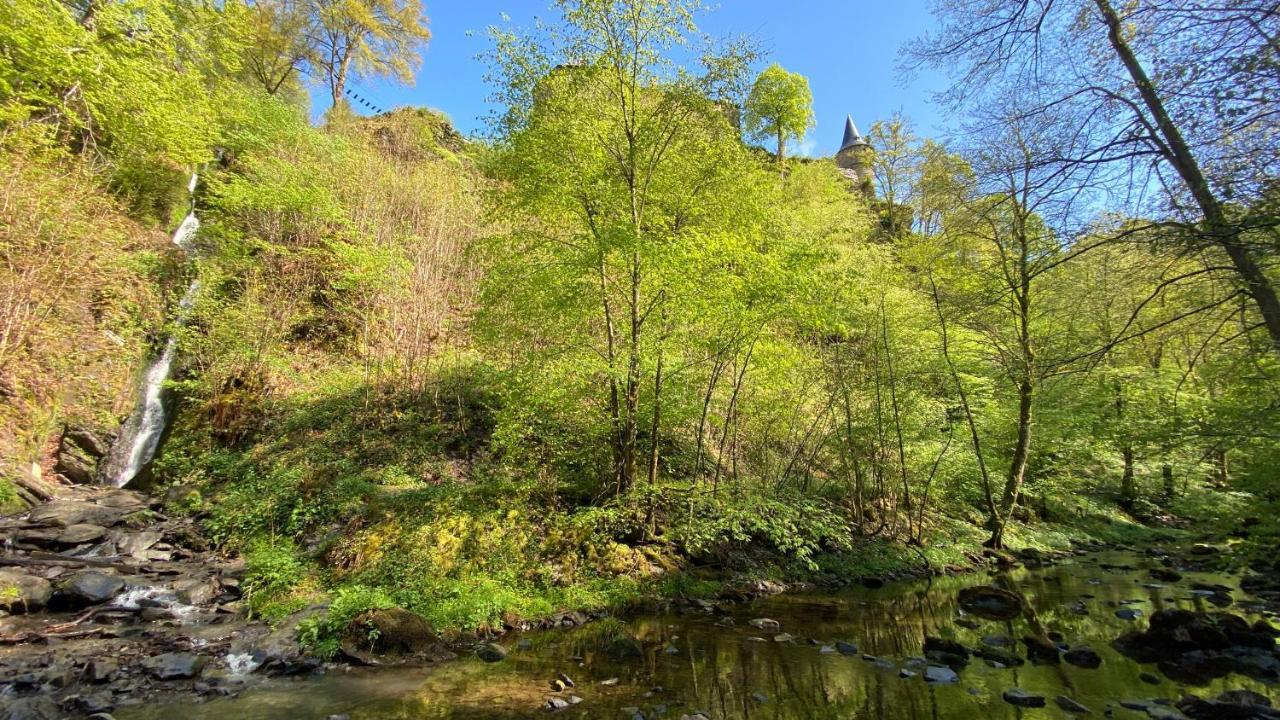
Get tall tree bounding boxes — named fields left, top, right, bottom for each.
left=481, top=0, right=768, bottom=495
left=243, top=0, right=314, bottom=96
left=910, top=0, right=1280, bottom=353
left=309, top=0, right=430, bottom=111
left=743, top=63, right=815, bottom=166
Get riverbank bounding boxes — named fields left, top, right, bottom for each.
left=112, top=547, right=1280, bottom=720
left=5, top=479, right=1274, bottom=719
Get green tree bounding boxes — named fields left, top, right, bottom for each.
left=743, top=63, right=815, bottom=166
left=309, top=0, right=431, bottom=111
left=482, top=0, right=774, bottom=496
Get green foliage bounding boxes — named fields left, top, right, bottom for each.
left=743, top=63, right=815, bottom=162
left=296, top=584, right=396, bottom=659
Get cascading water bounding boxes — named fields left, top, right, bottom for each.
left=98, top=174, right=202, bottom=488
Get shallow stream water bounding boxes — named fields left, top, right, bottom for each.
left=121, top=550, right=1279, bottom=719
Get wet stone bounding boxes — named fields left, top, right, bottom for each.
left=1003, top=688, right=1046, bottom=707
left=1063, top=646, right=1102, bottom=669
left=924, top=665, right=959, bottom=684
left=143, top=652, right=205, bottom=680
left=0, top=569, right=52, bottom=613
left=1055, top=695, right=1091, bottom=714
left=476, top=643, right=508, bottom=663
left=55, top=571, right=124, bottom=608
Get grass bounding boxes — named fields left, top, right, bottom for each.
left=153, top=358, right=1233, bottom=643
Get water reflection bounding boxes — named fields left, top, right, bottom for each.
left=121, top=552, right=1278, bottom=720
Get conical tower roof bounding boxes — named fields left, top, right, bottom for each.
left=839, top=115, right=869, bottom=152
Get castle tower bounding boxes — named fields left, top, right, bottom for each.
left=834, top=115, right=873, bottom=196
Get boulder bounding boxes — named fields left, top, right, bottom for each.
left=1177, top=691, right=1272, bottom=720
left=924, top=636, right=970, bottom=668
left=55, top=445, right=97, bottom=485
left=57, top=524, right=107, bottom=545
left=27, top=501, right=125, bottom=528
left=1022, top=635, right=1062, bottom=664
left=252, top=607, right=324, bottom=675
left=0, top=569, right=53, bottom=613
left=974, top=647, right=1024, bottom=667
left=748, top=618, right=781, bottom=632
left=923, top=665, right=959, bottom=684
left=55, top=571, right=124, bottom=608
left=605, top=635, right=643, bottom=659
left=84, top=659, right=118, bottom=684
left=65, top=426, right=113, bottom=458
left=1063, top=646, right=1102, bottom=669
left=475, top=642, right=507, bottom=663
left=173, top=578, right=219, bottom=606
left=1002, top=688, right=1046, bottom=707
left=143, top=652, right=205, bottom=680
left=957, top=586, right=1024, bottom=621
left=116, top=531, right=162, bottom=558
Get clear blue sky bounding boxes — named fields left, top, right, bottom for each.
left=333, top=0, right=951, bottom=157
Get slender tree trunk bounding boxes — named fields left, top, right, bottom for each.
left=930, top=278, right=998, bottom=528
left=1093, top=0, right=1280, bottom=352
left=1121, top=445, right=1136, bottom=507
left=775, top=125, right=785, bottom=166
left=990, top=374, right=1033, bottom=548
left=694, top=353, right=727, bottom=477
left=990, top=234, right=1035, bottom=549
left=882, top=302, right=913, bottom=520
left=1210, top=448, right=1228, bottom=486
left=647, top=345, right=665, bottom=487
left=1161, top=459, right=1174, bottom=501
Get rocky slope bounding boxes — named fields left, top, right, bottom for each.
left=0, top=486, right=312, bottom=719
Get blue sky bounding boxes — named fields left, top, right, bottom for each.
left=333, top=1, right=951, bottom=157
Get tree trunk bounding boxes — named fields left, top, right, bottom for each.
left=1093, top=0, right=1280, bottom=352
left=647, top=346, right=664, bottom=486
left=989, top=375, right=1032, bottom=548
left=775, top=125, right=785, bottom=166
left=1120, top=445, right=1136, bottom=507
left=930, top=278, right=998, bottom=530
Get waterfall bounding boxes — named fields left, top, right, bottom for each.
left=98, top=174, right=202, bottom=488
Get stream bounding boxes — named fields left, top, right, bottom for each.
left=117, top=550, right=1279, bottom=720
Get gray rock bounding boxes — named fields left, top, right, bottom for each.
left=143, top=652, right=205, bottom=680
left=835, top=641, right=858, bottom=655
left=1116, top=608, right=1144, bottom=620
left=1055, top=695, right=1091, bottom=714
left=1003, top=688, right=1046, bottom=707
left=57, top=523, right=107, bottom=545
left=55, top=441, right=99, bottom=485
left=1063, top=646, right=1102, bottom=668
left=0, top=695, right=61, bottom=720
left=958, top=585, right=1024, bottom=620
left=476, top=642, right=507, bottom=662
left=56, top=571, right=124, bottom=607
left=116, top=531, right=161, bottom=557
left=0, top=569, right=52, bottom=613
left=84, top=658, right=118, bottom=683
left=173, top=578, right=218, bottom=606
left=772, top=633, right=793, bottom=643
left=27, top=501, right=125, bottom=528
left=748, top=618, right=781, bottom=632
left=923, top=665, right=959, bottom=684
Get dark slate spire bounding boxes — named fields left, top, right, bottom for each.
left=839, top=115, right=868, bottom=153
